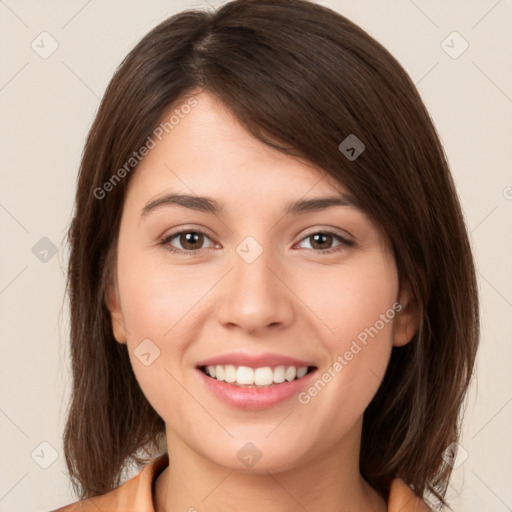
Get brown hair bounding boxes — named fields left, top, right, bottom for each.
left=63, top=0, right=479, bottom=508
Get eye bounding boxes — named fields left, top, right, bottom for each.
left=296, top=230, right=354, bottom=253
left=160, top=229, right=216, bottom=254
left=159, top=228, right=354, bottom=255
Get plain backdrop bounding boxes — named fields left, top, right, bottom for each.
left=0, top=1, right=511, bottom=511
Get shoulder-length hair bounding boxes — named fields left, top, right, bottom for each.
left=63, top=0, right=479, bottom=508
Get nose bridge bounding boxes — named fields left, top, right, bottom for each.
left=233, top=234, right=277, bottom=306
left=236, top=237, right=273, bottom=291
left=215, top=234, right=293, bottom=332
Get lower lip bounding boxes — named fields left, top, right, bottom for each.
left=196, top=367, right=318, bottom=410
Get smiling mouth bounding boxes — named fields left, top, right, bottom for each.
left=197, top=365, right=317, bottom=388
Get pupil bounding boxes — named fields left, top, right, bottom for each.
left=312, top=233, right=331, bottom=249
left=182, top=232, right=201, bottom=249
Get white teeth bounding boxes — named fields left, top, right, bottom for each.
left=273, top=365, right=285, bottom=383
left=203, top=364, right=311, bottom=387
left=297, top=367, right=308, bottom=378
left=254, top=367, right=273, bottom=385
left=285, top=366, right=296, bottom=381
left=215, top=365, right=225, bottom=381
left=224, top=365, right=236, bottom=383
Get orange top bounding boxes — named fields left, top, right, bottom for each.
left=51, top=453, right=430, bottom=511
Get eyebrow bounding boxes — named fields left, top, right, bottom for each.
left=141, top=192, right=362, bottom=218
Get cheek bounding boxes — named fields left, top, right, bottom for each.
left=300, top=253, right=399, bottom=345
left=297, top=255, right=398, bottom=412
left=117, top=251, right=204, bottom=340
left=115, top=252, right=194, bottom=417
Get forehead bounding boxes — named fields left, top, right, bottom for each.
left=126, top=91, right=351, bottom=208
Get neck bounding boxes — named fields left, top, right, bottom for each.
left=154, top=419, right=387, bottom=512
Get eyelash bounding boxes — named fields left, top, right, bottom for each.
left=159, top=228, right=355, bottom=255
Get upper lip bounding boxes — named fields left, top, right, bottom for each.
left=196, top=352, right=317, bottom=369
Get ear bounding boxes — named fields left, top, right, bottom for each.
left=393, top=279, right=420, bottom=347
left=105, top=281, right=128, bottom=345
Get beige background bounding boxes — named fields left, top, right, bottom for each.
left=0, top=1, right=511, bottom=511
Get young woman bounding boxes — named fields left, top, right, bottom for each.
left=53, top=0, right=479, bottom=510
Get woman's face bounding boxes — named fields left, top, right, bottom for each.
left=107, top=90, right=417, bottom=472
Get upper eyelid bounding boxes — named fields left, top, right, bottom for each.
left=300, top=226, right=354, bottom=240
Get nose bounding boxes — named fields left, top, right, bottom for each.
left=215, top=241, right=295, bottom=335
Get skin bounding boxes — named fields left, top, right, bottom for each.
left=106, top=90, right=419, bottom=512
